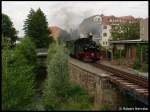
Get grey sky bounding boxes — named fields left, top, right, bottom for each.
left=2, top=1, right=148, bottom=37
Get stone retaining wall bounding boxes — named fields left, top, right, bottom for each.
left=69, top=63, right=123, bottom=109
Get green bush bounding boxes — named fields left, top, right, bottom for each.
left=94, top=104, right=112, bottom=110
left=46, top=43, right=58, bottom=64
left=132, top=59, right=141, bottom=70
left=15, top=37, right=37, bottom=72
left=140, top=64, right=148, bottom=72
left=42, top=44, right=92, bottom=110
left=2, top=35, right=12, bottom=49
left=42, top=44, right=70, bottom=110
left=113, top=50, right=120, bottom=59
left=61, top=83, right=92, bottom=110
left=43, top=43, right=114, bottom=111
left=2, top=37, right=36, bottom=110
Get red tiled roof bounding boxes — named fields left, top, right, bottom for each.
left=101, top=15, right=135, bottom=24
left=48, top=26, right=61, bottom=41
left=118, top=16, right=135, bottom=20
left=48, top=26, right=61, bottom=33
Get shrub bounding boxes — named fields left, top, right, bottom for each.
left=140, top=64, right=148, bottom=72
left=46, top=43, right=58, bottom=64
left=2, top=37, right=36, bottom=110
left=93, top=104, right=112, bottom=110
left=42, top=44, right=70, bottom=110
left=113, top=50, right=120, bottom=59
left=42, top=44, right=94, bottom=110
left=15, top=37, right=37, bottom=72
left=61, top=83, right=92, bottom=110
left=132, top=59, right=141, bottom=70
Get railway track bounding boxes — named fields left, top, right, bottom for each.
left=92, top=63, right=148, bottom=89
left=70, top=57, right=148, bottom=102
left=70, top=57, right=148, bottom=89
left=92, top=62, right=149, bottom=100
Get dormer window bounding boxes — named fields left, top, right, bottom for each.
left=93, top=16, right=102, bottom=22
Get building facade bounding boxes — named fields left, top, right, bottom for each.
left=79, top=15, right=103, bottom=44
left=100, top=24, right=111, bottom=48
left=79, top=14, right=137, bottom=48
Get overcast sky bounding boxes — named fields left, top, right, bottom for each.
left=2, top=1, right=148, bottom=37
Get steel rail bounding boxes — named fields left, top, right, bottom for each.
left=92, top=63, right=148, bottom=89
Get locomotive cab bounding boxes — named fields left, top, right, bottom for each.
left=73, top=36, right=100, bottom=62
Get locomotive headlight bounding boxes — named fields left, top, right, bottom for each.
left=91, top=53, right=94, bottom=56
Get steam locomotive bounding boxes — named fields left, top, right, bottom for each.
left=67, top=34, right=101, bottom=62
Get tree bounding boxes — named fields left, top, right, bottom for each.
left=14, top=37, right=37, bottom=72
left=2, top=13, right=18, bottom=46
left=2, top=37, right=36, bottom=110
left=42, top=44, right=92, bottom=110
left=23, top=8, right=52, bottom=48
left=122, top=21, right=140, bottom=40
left=2, top=35, right=12, bottom=49
left=112, top=32, right=123, bottom=40
left=23, top=8, right=35, bottom=36
left=112, top=21, right=140, bottom=40
left=42, top=44, right=70, bottom=110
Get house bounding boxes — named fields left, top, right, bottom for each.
left=48, top=26, right=70, bottom=44
left=79, top=15, right=103, bottom=44
left=48, top=26, right=61, bottom=43
left=79, top=14, right=137, bottom=48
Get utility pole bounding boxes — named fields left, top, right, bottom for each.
left=120, top=49, right=122, bottom=64
left=105, top=47, right=107, bottom=60
left=140, top=46, right=143, bottom=64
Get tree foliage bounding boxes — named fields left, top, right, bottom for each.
left=23, top=9, right=35, bottom=36
left=2, top=37, right=36, bottom=110
left=42, top=44, right=69, bottom=110
left=42, top=44, right=92, bottom=110
left=132, top=44, right=148, bottom=71
left=112, top=21, right=140, bottom=40
left=23, top=8, right=52, bottom=48
left=15, top=37, right=37, bottom=72
left=2, top=13, right=18, bottom=46
left=121, top=21, right=140, bottom=40
left=61, top=83, right=92, bottom=110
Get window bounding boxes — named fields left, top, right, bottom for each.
left=103, top=33, right=107, bottom=37
left=103, top=26, right=107, bottom=29
left=93, top=16, right=101, bottom=22
left=142, top=28, right=144, bottom=32
left=103, top=41, right=105, bottom=45
left=106, top=41, right=107, bottom=45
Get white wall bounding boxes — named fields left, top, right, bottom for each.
left=100, top=24, right=111, bottom=48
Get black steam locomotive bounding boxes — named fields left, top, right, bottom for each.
left=67, top=34, right=101, bottom=62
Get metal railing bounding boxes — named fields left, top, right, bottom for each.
left=36, top=48, right=48, bottom=57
